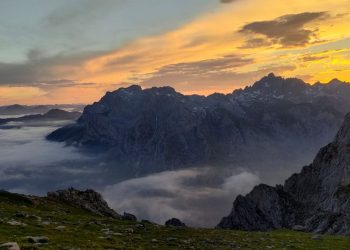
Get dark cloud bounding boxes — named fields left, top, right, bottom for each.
left=220, top=0, right=239, bottom=3
left=152, top=55, right=254, bottom=74
left=238, top=38, right=273, bottom=49
left=301, top=55, right=328, bottom=62
left=128, top=54, right=255, bottom=91
left=239, top=12, right=329, bottom=47
left=104, top=54, right=146, bottom=69
left=0, top=49, right=105, bottom=87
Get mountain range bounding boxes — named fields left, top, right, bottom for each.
left=47, top=73, right=350, bottom=176
left=0, top=109, right=81, bottom=125
left=0, top=109, right=81, bottom=130
left=0, top=104, right=85, bottom=116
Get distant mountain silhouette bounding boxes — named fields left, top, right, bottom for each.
left=0, top=104, right=85, bottom=115
left=0, top=109, right=81, bottom=125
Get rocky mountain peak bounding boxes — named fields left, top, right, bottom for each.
left=267, top=72, right=276, bottom=78
left=115, top=85, right=142, bottom=94
left=328, top=78, right=343, bottom=86
left=250, top=74, right=308, bottom=92
left=146, top=86, right=177, bottom=95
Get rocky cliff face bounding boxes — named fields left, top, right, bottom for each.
left=47, top=74, right=349, bottom=174
left=47, top=188, right=119, bottom=218
left=217, top=113, right=350, bottom=235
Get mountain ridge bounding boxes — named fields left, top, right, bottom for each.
left=0, top=104, right=85, bottom=115
left=0, top=109, right=81, bottom=126
left=47, top=74, right=350, bottom=175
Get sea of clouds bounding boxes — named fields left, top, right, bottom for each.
left=0, top=117, right=310, bottom=227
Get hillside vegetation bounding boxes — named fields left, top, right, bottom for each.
left=0, top=191, right=349, bottom=250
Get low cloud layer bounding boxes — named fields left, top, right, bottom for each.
left=0, top=120, right=262, bottom=226
left=103, top=168, right=260, bottom=227
left=0, top=121, right=104, bottom=194
left=0, top=116, right=320, bottom=226
left=240, top=12, right=329, bottom=47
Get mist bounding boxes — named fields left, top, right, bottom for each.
left=0, top=121, right=105, bottom=194
left=0, top=118, right=314, bottom=227
left=103, top=168, right=260, bottom=227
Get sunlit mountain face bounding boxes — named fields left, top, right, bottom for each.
left=0, top=0, right=350, bottom=230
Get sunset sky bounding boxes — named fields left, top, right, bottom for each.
left=0, top=0, right=349, bottom=105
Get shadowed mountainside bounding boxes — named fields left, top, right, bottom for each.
left=47, top=74, right=350, bottom=175
left=218, top=113, right=350, bottom=235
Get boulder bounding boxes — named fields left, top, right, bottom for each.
left=0, top=242, right=20, bottom=250
left=165, top=218, right=186, bottom=227
left=26, top=236, right=49, bottom=244
left=122, top=212, right=137, bottom=221
left=47, top=188, right=119, bottom=218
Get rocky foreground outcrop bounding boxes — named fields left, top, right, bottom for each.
left=218, top=113, right=350, bottom=235
left=165, top=218, right=187, bottom=227
left=47, top=74, right=349, bottom=174
left=47, top=188, right=119, bottom=218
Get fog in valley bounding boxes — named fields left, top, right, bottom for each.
left=0, top=115, right=325, bottom=227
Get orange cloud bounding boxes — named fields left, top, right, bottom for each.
left=1, top=0, right=350, bottom=105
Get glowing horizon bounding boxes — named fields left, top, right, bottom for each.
left=0, top=0, right=349, bottom=105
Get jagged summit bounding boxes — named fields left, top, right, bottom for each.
left=108, top=85, right=143, bottom=95
left=236, top=74, right=310, bottom=103
left=328, top=78, right=343, bottom=85
left=104, top=85, right=178, bottom=98
left=267, top=72, right=276, bottom=78
left=218, top=112, right=350, bottom=235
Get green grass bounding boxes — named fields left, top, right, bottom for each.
left=335, top=184, right=350, bottom=197
left=0, top=192, right=350, bottom=249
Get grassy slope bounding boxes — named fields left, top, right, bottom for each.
left=0, top=192, right=349, bottom=250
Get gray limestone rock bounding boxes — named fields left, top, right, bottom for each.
left=218, top=114, right=350, bottom=235
left=47, top=188, right=119, bottom=218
